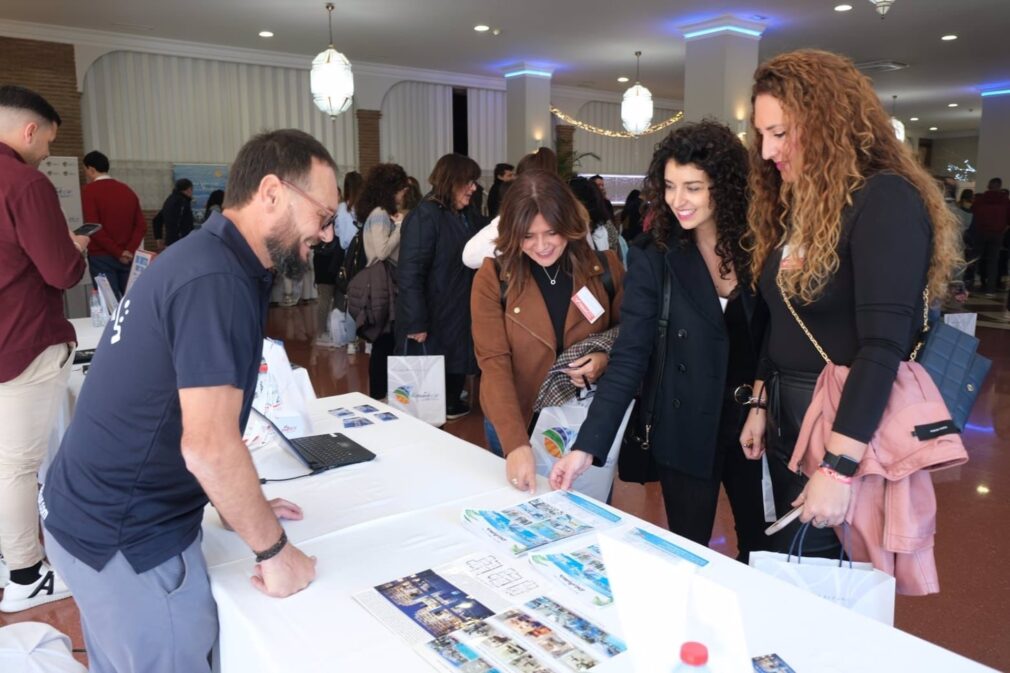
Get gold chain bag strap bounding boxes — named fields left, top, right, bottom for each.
left=775, top=272, right=928, bottom=365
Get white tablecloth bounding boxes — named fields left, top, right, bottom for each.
left=204, top=393, right=993, bottom=673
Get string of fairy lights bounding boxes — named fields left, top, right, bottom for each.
left=549, top=105, right=684, bottom=138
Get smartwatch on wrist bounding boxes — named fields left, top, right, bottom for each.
left=821, top=451, right=859, bottom=477
left=254, top=530, right=288, bottom=563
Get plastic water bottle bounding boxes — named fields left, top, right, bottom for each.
left=89, top=288, right=105, bottom=327
left=672, top=642, right=712, bottom=672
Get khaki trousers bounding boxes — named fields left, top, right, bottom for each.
left=0, top=343, right=74, bottom=569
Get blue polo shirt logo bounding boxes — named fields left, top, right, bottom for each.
left=110, top=299, right=131, bottom=345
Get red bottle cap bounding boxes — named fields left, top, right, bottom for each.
left=680, top=641, right=708, bottom=666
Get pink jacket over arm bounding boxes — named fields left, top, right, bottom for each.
left=789, top=362, right=968, bottom=595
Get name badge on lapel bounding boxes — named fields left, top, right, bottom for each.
left=572, top=286, right=605, bottom=324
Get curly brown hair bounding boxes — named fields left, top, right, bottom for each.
left=643, top=120, right=751, bottom=284
left=747, top=49, right=961, bottom=303
left=354, top=163, right=408, bottom=220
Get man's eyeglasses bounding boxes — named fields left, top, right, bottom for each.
left=281, top=179, right=336, bottom=233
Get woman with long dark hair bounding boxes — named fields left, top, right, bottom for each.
left=397, top=154, right=482, bottom=419
left=551, top=121, right=769, bottom=561
left=203, top=189, right=224, bottom=223
left=472, top=170, right=624, bottom=492
left=568, top=176, right=621, bottom=256
left=739, top=50, right=961, bottom=555
left=353, top=163, right=409, bottom=398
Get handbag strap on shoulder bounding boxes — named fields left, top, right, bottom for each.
left=640, top=265, right=672, bottom=432
left=776, top=271, right=929, bottom=365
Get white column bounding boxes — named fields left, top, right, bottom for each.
left=679, top=16, right=766, bottom=130
left=503, top=63, right=553, bottom=164
left=976, top=88, right=1010, bottom=187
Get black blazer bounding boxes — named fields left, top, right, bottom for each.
left=575, top=238, right=767, bottom=478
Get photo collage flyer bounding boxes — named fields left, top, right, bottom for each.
left=354, top=551, right=629, bottom=673
left=425, top=596, right=627, bottom=673
left=462, top=491, right=622, bottom=556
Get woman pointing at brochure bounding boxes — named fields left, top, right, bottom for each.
left=550, top=121, right=770, bottom=562
left=471, top=170, right=624, bottom=493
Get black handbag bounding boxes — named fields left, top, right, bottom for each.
left=916, top=303, right=991, bottom=431
left=617, top=267, right=671, bottom=484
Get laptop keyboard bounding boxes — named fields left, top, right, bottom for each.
left=292, top=434, right=374, bottom=469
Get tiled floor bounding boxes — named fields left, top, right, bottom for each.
left=4, top=294, right=1009, bottom=670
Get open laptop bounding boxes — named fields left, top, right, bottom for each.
left=250, top=407, right=376, bottom=473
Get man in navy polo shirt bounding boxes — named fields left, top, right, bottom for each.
left=41, top=129, right=338, bottom=672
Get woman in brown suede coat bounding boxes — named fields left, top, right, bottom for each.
left=471, top=170, right=624, bottom=493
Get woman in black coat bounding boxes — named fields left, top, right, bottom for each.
left=550, top=121, right=769, bottom=561
left=396, top=153, right=482, bottom=419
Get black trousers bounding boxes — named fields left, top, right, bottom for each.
left=765, top=369, right=844, bottom=558
left=657, top=398, right=768, bottom=563
left=368, top=331, right=396, bottom=399
left=979, top=237, right=1004, bottom=293
left=446, top=373, right=465, bottom=409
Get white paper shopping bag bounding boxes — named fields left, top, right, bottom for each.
left=387, top=351, right=446, bottom=426
left=943, top=312, right=977, bottom=337
left=328, top=307, right=357, bottom=346
left=247, top=339, right=312, bottom=442
left=749, top=546, right=896, bottom=625
left=529, top=395, right=633, bottom=502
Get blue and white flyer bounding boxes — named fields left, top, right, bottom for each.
left=462, top=491, right=622, bottom=557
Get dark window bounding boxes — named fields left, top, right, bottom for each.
left=452, top=88, right=468, bottom=156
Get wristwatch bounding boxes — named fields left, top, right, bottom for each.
left=821, top=451, right=860, bottom=477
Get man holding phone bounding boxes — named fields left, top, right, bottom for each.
left=0, top=85, right=89, bottom=612
left=82, top=149, right=148, bottom=298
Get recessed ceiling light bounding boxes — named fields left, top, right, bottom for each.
left=910, top=117, right=919, bottom=121
left=834, top=4, right=853, bottom=11
left=474, top=24, right=490, bottom=32
left=258, top=30, right=274, bottom=38
left=929, top=126, right=938, bottom=131
left=617, top=76, right=629, bottom=83
left=491, top=28, right=501, bottom=36
left=948, top=103, right=958, bottom=108
left=941, top=34, right=958, bottom=41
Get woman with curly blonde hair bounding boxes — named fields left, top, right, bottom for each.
left=738, top=50, right=962, bottom=556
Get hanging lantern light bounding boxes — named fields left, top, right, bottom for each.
left=310, top=3, right=354, bottom=118
left=868, top=0, right=896, bottom=18
left=621, top=51, right=654, bottom=135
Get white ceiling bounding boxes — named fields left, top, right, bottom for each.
left=4, top=0, right=1009, bottom=135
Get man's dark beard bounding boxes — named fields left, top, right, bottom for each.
left=265, top=231, right=310, bottom=279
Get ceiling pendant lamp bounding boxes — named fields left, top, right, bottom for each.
left=310, top=3, right=354, bottom=118
left=868, top=0, right=896, bottom=18
left=621, top=51, right=654, bottom=135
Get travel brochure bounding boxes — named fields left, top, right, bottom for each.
left=354, top=550, right=627, bottom=673
left=354, top=494, right=719, bottom=673
left=462, top=491, right=622, bottom=556
left=527, top=529, right=709, bottom=610
left=423, top=596, right=627, bottom=673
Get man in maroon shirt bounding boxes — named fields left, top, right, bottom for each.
left=970, top=177, right=1010, bottom=295
left=82, top=150, right=148, bottom=298
left=0, top=85, right=90, bottom=612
